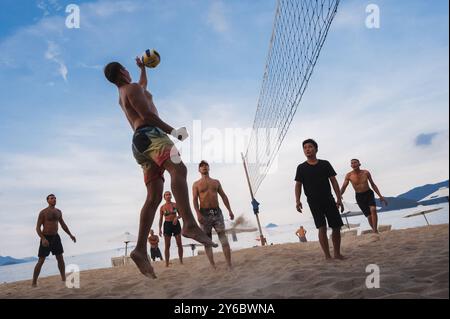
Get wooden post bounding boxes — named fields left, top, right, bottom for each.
left=241, top=152, right=267, bottom=246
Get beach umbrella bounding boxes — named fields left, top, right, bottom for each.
left=340, top=201, right=363, bottom=229
left=403, top=207, right=443, bottom=226
left=109, top=232, right=138, bottom=256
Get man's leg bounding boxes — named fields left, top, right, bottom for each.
left=32, top=257, right=46, bottom=287
left=204, top=245, right=216, bottom=269
left=318, top=226, right=332, bottom=260
left=370, top=206, right=379, bottom=233
left=218, top=231, right=232, bottom=269
left=164, top=235, right=171, bottom=267
left=175, top=234, right=184, bottom=264
left=332, top=228, right=345, bottom=260
left=55, top=254, right=66, bottom=282
left=130, top=177, right=163, bottom=279
left=163, top=160, right=217, bottom=247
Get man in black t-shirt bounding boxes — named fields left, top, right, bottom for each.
left=294, top=139, right=346, bottom=260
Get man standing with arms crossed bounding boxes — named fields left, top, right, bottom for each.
left=295, top=139, right=346, bottom=260
left=32, top=194, right=76, bottom=287
left=104, top=58, right=216, bottom=278
left=340, top=159, right=388, bottom=234
left=193, top=160, right=235, bottom=269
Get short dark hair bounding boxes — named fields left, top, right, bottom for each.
left=199, top=160, right=209, bottom=168
left=351, top=159, right=360, bottom=163
left=46, top=194, right=55, bottom=200
left=302, top=139, right=318, bottom=150
left=104, top=62, right=124, bottom=84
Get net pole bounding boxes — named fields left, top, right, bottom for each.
left=241, top=152, right=266, bottom=246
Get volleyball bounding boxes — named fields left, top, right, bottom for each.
left=141, top=49, right=161, bottom=68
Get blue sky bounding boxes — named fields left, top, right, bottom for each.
left=0, top=0, right=448, bottom=258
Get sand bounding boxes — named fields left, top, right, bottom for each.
left=1, top=224, right=448, bottom=299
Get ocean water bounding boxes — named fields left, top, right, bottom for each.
left=0, top=203, right=448, bottom=284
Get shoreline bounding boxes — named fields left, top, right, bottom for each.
left=1, top=224, right=448, bottom=299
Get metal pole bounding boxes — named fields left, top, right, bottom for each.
left=423, top=213, right=430, bottom=226
left=125, top=242, right=128, bottom=256
left=241, top=152, right=266, bottom=246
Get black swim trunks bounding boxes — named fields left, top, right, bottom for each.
left=150, top=247, right=163, bottom=261
left=308, top=198, right=344, bottom=229
left=38, top=234, right=64, bottom=258
left=356, top=189, right=376, bottom=217
left=163, top=220, right=181, bottom=237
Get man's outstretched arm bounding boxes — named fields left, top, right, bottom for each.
left=59, top=214, right=76, bottom=242
left=218, top=182, right=234, bottom=220
left=340, top=174, right=350, bottom=197
left=368, top=172, right=388, bottom=205
left=135, top=57, right=148, bottom=89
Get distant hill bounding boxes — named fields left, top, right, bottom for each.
left=345, top=180, right=448, bottom=216
left=398, top=180, right=449, bottom=202
left=377, top=197, right=419, bottom=212
left=0, top=256, right=37, bottom=266
left=265, top=223, right=278, bottom=228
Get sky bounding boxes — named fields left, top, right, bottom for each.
left=0, top=0, right=448, bottom=258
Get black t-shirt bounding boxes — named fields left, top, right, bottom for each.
left=295, top=160, right=337, bottom=202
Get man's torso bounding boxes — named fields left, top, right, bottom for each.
left=195, top=178, right=220, bottom=209
left=148, top=235, right=159, bottom=248
left=41, top=207, right=61, bottom=235
left=119, top=84, right=159, bottom=131
left=348, top=170, right=371, bottom=193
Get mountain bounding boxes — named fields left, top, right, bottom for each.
left=265, top=223, right=278, bottom=228
left=398, top=180, right=449, bottom=202
left=0, top=256, right=37, bottom=266
left=377, top=197, right=419, bottom=212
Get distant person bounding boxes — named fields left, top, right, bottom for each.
left=148, top=229, right=163, bottom=262
left=104, top=59, right=216, bottom=278
left=193, top=160, right=235, bottom=269
left=32, top=194, right=76, bottom=287
left=295, top=226, right=308, bottom=243
left=295, top=139, right=346, bottom=260
left=340, top=159, right=388, bottom=234
left=159, top=191, right=183, bottom=267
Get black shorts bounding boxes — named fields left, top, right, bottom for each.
left=308, top=198, right=344, bottom=229
left=356, top=189, right=376, bottom=217
left=38, top=234, right=64, bottom=258
left=150, top=247, right=162, bottom=260
left=163, top=221, right=181, bottom=237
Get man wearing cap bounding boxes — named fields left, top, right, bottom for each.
left=192, top=161, right=235, bottom=269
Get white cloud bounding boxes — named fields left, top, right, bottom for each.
left=44, top=41, right=68, bottom=81
left=207, top=0, right=230, bottom=34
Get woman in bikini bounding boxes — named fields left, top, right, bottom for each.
left=159, top=191, right=183, bottom=267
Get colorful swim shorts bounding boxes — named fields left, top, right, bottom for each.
left=132, top=125, right=178, bottom=184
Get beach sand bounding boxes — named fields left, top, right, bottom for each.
left=1, top=224, right=448, bottom=299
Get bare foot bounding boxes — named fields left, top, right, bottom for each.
left=130, top=250, right=157, bottom=279
left=334, top=254, right=347, bottom=260
left=31, top=282, right=37, bottom=288
left=183, top=225, right=218, bottom=248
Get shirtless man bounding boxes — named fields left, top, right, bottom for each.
left=295, top=226, right=307, bottom=243
left=159, top=191, right=183, bottom=266
left=148, top=229, right=163, bottom=262
left=104, top=59, right=216, bottom=278
left=192, top=160, right=235, bottom=269
left=340, top=159, right=388, bottom=234
left=32, top=194, right=76, bottom=287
